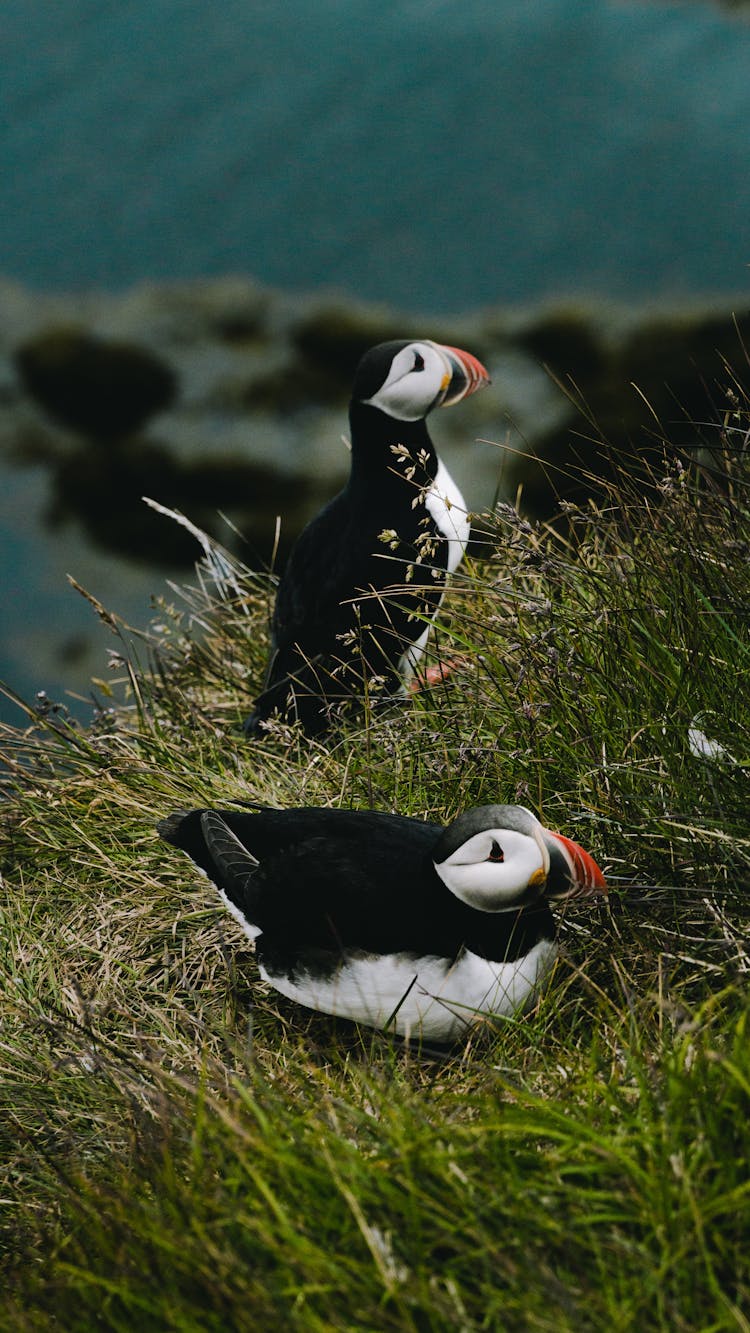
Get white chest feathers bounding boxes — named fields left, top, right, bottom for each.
left=397, top=457, right=470, bottom=683
left=426, top=457, right=470, bottom=575
left=259, top=939, right=557, bottom=1044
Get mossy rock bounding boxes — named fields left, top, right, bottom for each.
left=14, top=327, right=177, bottom=439
left=47, top=439, right=193, bottom=563
left=46, top=438, right=321, bottom=567
left=239, top=358, right=349, bottom=413
left=514, top=307, right=609, bottom=383
left=290, top=303, right=430, bottom=386
left=618, top=307, right=750, bottom=433
left=507, top=307, right=750, bottom=514
left=187, top=279, right=270, bottom=344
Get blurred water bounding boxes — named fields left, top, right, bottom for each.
left=3, top=0, right=750, bottom=308
left=0, top=466, right=187, bottom=727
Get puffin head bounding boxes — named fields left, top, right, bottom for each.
left=432, top=805, right=607, bottom=913
left=352, top=339, right=490, bottom=422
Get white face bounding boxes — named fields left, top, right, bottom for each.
left=434, top=827, right=550, bottom=912
left=361, top=341, right=452, bottom=421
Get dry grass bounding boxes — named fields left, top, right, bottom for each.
left=1, top=399, right=749, bottom=1330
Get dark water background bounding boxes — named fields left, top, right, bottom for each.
left=2, top=0, right=750, bottom=720
left=5, top=0, right=750, bottom=307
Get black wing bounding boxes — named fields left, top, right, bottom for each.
left=158, top=805, right=441, bottom=947
left=247, top=489, right=451, bottom=731
left=270, top=492, right=357, bottom=659
left=157, top=806, right=554, bottom=963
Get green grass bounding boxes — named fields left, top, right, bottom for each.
left=1, top=398, right=749, bottom=1330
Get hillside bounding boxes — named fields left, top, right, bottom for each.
left=1, top=402, right=749, bottom=1329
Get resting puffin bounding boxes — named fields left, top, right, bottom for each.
left=244, top=338, right=489, bottom=736
left=157, top=803, right=607, bottom=1043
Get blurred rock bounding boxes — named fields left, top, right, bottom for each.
left=290, top=301, right=421, bottom=387
left=2, top=275, right=749, bottom=573
left=505, top=302, right=750, bottom=511
left=15, top=327, right=176, bottom=439
left=47, top=438, right=324, bottom=567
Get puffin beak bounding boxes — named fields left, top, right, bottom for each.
left=546, top=831, right=608, bottom=899
left=434, top=343, right=491, bottom=407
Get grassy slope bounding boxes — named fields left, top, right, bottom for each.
left=1, top=414, right=749, bottom=1330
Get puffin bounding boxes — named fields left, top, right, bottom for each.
left=244, top=338, right=489, bottom=736
left=157, top=803, right=607, bottom=1044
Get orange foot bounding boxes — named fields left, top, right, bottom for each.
left=410, top=655, right=471, bottom=692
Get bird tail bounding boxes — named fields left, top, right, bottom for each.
left=157, top=809, right=262, bottom=927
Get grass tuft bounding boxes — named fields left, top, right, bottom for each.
left=1, top=388, right=749, bottom=1329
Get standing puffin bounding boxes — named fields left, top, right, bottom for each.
left=244, top=338, right=489, bottom=736
left=157, top=803, right=607, bottom=1043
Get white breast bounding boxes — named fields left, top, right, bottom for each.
left=426, top=457, right=470, bottom=575
left=259, top=939, right=557, bottom=1043
left=217, top=885, right=262, bottom=940
left=397, top=457, right=470, bottom=683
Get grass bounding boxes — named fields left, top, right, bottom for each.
left=0, top=388, right=749, bottom=1330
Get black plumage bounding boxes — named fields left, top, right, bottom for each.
left=158, top=803, right=606, bottom=1041
left=244, top=339, right=489, bottom=736
left=158, top=804, right=554, bottom=967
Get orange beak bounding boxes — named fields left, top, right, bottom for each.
left=548, top=831, right=608, bottom=898
left=435, top=343, right=491, bottom=407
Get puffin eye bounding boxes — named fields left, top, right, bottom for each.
left=412, top=351, right=425, bottom=372
left=487, top=840, right=504, bottom=863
